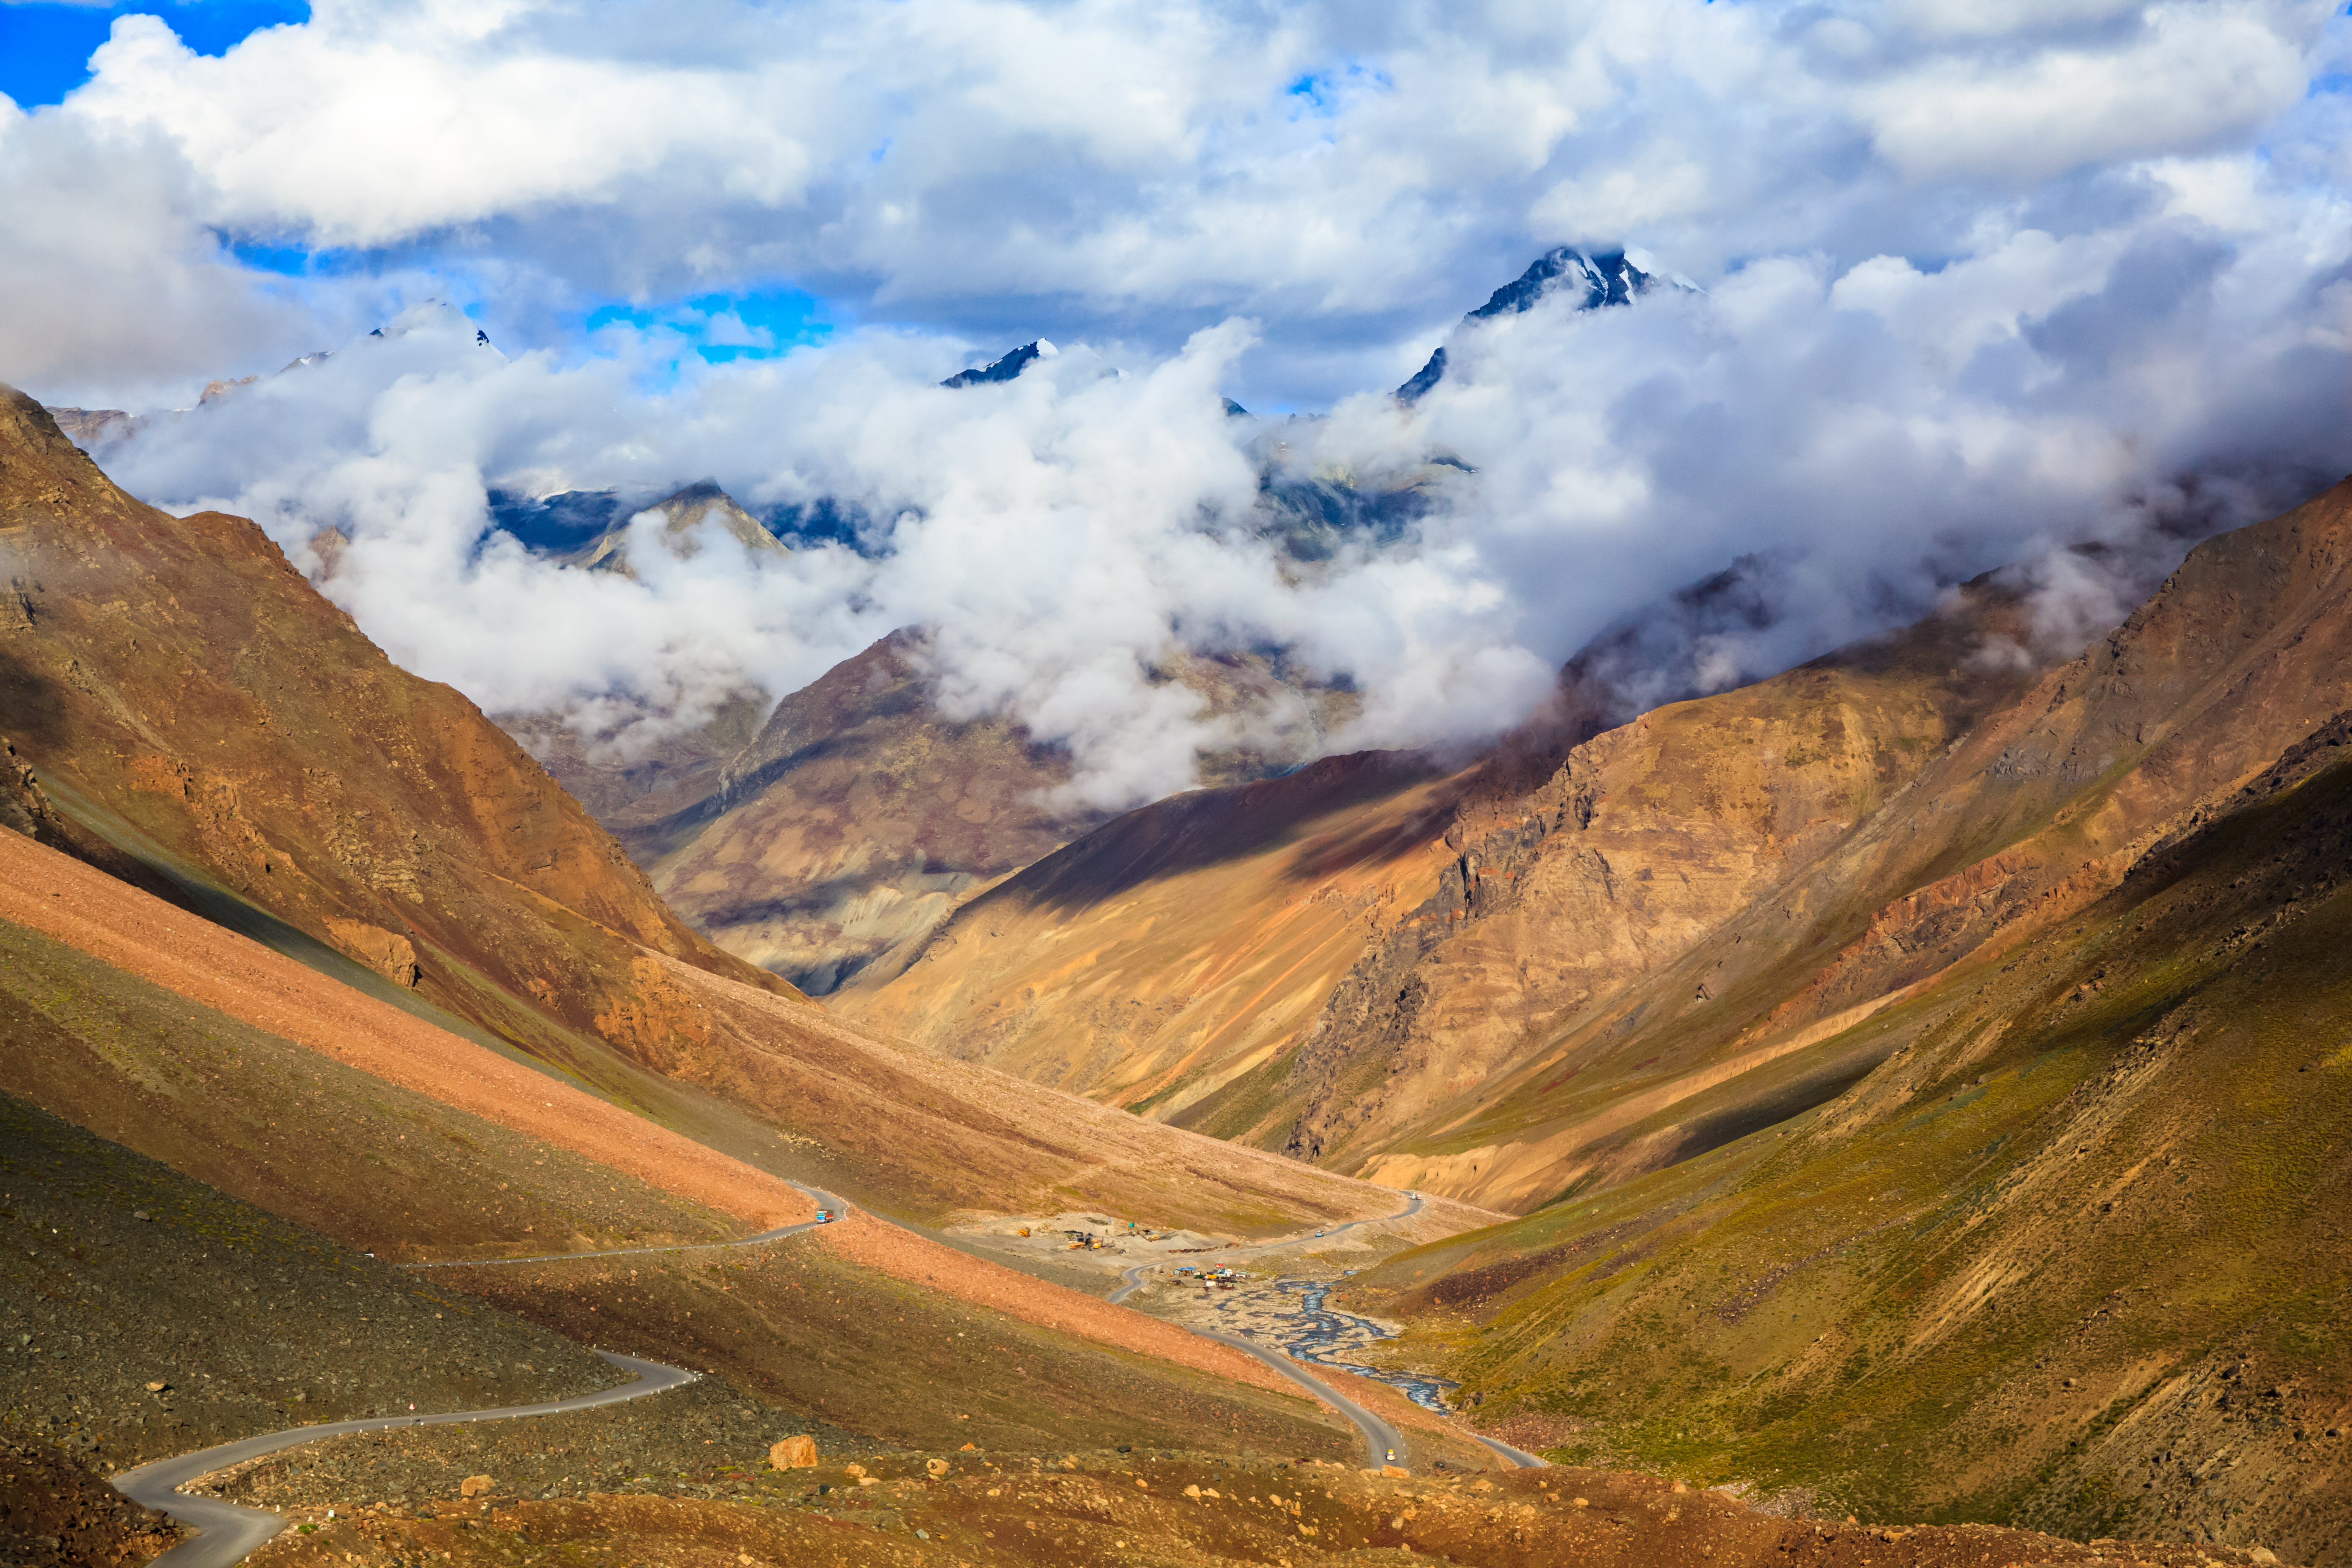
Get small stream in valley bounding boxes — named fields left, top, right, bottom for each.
left=1253, top=1277, right=1458, bottom=1413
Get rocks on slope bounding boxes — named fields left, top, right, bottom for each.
left=841, top=572, right=2040, bottom=1150
left=0, top=384, right=804, bottom=1081
left=0, top=1431, right=181, bottom=1568
left=1299, top=476, right=2352, bottom=1208
left=253, top=1454, right=2308, bottom=1568
left=0, top=1090, right=626, bottom=1473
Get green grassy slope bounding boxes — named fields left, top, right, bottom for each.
left=1344, top=720, right=2352, bottom=1565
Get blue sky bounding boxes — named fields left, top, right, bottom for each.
left=0, top=1, right=306, bottom=107
left=6, top=0, right=2347, bottom=412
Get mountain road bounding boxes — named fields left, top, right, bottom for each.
left=114, top=1351, right=697, bottom=1568
left=111, top=1192, right=857, bottom=1567
left=110, top=1181, right=1523, bottom=1567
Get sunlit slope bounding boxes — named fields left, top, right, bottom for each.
left=848, top=574, right=2045, bottom=1175
left=1321, top=477, right=2352, bottom=1211
left=838, top=750, right=1458, bottom=1129
left=1341, top=713, right=2352, bottom=1563
left=853, top=479, right=2352, bottom=1226
left=0, top=1016, right=1362, bottom=1477
left=0, top=823, right=1420, bottom=1239
left=0, top=384, right=806, bottom=1089
left=0, top=829, right=1416, bottom=1460
left=0, top=827, right=815, bottom=1252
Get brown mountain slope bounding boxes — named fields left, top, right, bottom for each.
left=839, top=749, right=1460, bottom=1118
left=616, top=628, right=1360, bottom=995
left=0, top=818, right=1436, bottom=1240
left=0, top=951, right=1367, bottom=1490
left=1337, top=704, right=2352, bottom=1564
left=634, top=628, right=1083, bottom=992
left=1305, top=476, right=2352, bottom=1209
left=0, top=382, right=1458, bottom=1240
left=842, top=572, right=2045, bottom=1154
left=0, top=384, right=803, bottom=1091
left=851, top=480, right=2352, bottom=1220
left=0, top=825, right=1444, bottom=1460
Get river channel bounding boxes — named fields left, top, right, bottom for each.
left=1251, top=1276, right=1458, bottom=1413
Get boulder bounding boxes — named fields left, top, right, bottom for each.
left=768, top=1436, right=819, bottom=1470
left=459, top=1476, right=493, bottom=1499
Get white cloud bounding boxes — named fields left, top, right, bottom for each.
left=1859, top=4, right=2313, bottom=183
left=3, top=0, right=2347, bottom=810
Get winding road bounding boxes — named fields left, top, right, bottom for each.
left=111, top=1191, right=855, bottom=1567
left=112, top=1180, right=1530, bottom=1566
left=115, top=1351, right=697, bottom=1568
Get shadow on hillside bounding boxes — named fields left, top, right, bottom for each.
left=0, top=645, right=67, bottom=753
left=1000, top=750, right=1449, bottom=915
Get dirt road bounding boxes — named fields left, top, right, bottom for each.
left=113, top=1352, right=695, bottom=1568
left=110, top=1193, right=862, bottom=1568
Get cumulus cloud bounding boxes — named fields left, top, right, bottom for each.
left=8, top=0, right=2329, bottom=401
left=5, top=0, right=2349, bottom=810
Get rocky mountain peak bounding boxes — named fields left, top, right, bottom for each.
left=941, top=339, right=1059, bottom=388
left=558, top=480, right=786, bottom=575
left=1397, top=245, right=1658, bottom=402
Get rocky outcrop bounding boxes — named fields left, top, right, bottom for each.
left=850, top=477, right=2352, bottom=1217
left=1278, top=476, right=2352, bottom=1207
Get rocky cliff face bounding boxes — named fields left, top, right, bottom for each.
left=0, top=384, right=802, bottom=1080
left=842, top=573, right=2037, bottom=1148
left=850, top=477, right=2352, bottom=1222
left=1338, top=651, right=2352, bottom=1566
left=1305, top=476, right=2352, bottom=1210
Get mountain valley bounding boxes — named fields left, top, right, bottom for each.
left=3, top=365, right=2348, bottom=1568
